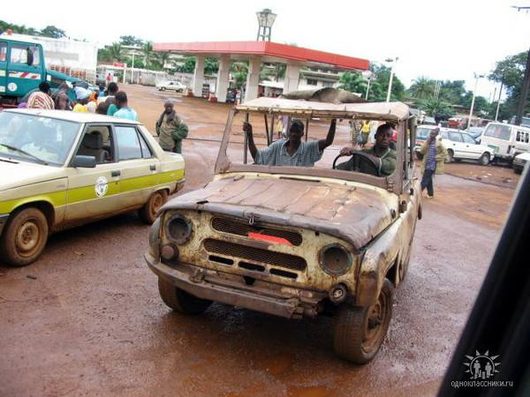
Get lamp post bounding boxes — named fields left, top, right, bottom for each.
left=385, top=57, right=398, bottom=102
left=467, top=73, right=485, bottom=129
left=256, top=8, right=277, bottom=41
left=362, top=70, right=373, bottom=100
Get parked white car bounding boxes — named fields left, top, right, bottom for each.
left=156, top=81, right=186, bottom=92
left=513, top=152, right=530, bottom=174
left=440, top=129, right=495, bottom=165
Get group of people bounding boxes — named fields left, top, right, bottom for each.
left=21, top=81, right=138, bottom=122
left=243, top=118, right=447, bottom=198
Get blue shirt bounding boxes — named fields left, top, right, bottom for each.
left=113, top=107, right=138, bottom=121
left=255, top=139, right=323, bottom=166
left=426, top=140, right=437, bottom=171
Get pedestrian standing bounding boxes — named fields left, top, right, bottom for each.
left=155, top=99, right=188, bottom=153
left=112, top=91, right=138, bottom=121
left=27, top=82, right=54, bottom=110
left=419, top=128, right=447, bottom=199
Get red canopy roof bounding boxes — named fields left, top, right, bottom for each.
left=154, top=41, right=369, bottom=71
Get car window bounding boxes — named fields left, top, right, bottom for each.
left=440, top=131, right=449, bottom=139
left=462, top=134, right=475, bottom=144
left=0, top=112, right=79, bottom=165
left=449, top=132, right=463, bottom=142
left=77, top=125, right=114, bottom=164
left=484, top=124, right=511, bottom=140
left=115, top=126, right=144, bottom=161
left=0, top=42, right=6, bottom=62
left=516, top=130, right=529, bottom=143
left=416, top=127, right=431, bottom=139
left=9, top=45, right=40, bottom=66
left=138, top=131, right=153, bottom=158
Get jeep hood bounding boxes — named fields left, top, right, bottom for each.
left=0, top=160, right=64, bottom=190
left=163, top=175, right=399, bottom=250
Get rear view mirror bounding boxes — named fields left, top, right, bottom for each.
left=72, top=155, right=96, bottom=168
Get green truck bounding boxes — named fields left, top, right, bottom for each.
left=0, top=36, right=80, bottom=106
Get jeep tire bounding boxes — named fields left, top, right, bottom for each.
left=333, top=278, right=394, bottom=364
left=158, top=278, right=212, bottom=314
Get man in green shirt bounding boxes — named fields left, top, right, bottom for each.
left=338, top=123, right=396, bottom=176
left=156, top=99, right=188, bottom=153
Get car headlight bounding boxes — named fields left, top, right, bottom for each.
left=148, top=217, right=161, bottom=258
left=319, top=244, right=352, bottom=276
left=166, top=213, right=192, bottom=244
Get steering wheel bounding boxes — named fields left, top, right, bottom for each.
left=332, top=151, right=381, bottom=177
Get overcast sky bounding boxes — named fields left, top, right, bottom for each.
left=4, top=0, right=530, bottom=98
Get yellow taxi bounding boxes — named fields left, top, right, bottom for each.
left=0, top=109, right=185, bottom=267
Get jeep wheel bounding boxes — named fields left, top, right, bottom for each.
left=479, top=153, right=490, bottom=166
left=333, top=278, right=394, bottom=364
left=158, top=278, right=212, bottom=314
left=0, top=208, right=49, bottom=267
left=446, top=149, right=454, bottom=163
left=139, top=190, right=168, bottom=224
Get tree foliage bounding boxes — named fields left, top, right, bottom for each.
left=120, top=35, right=144, bottom=46
left=339, top=72, right=367, bottom=96
left=40, top=25, right=65, bottom=39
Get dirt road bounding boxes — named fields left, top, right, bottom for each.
left=0, top=85, right=518, bottom=396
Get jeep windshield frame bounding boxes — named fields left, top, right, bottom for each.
left=214, top=97, right=416, bottom=195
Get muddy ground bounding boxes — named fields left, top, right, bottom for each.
left=0, top=85, right=519, bottom=396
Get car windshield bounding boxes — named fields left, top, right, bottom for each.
left=484, top=123, right=511, bottom=140
left=416, top=127, right=432, bottom=139
left=0, top=112, right=80, bottom=166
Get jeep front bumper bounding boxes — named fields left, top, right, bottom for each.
left=145, top=253, right=327, bottom=319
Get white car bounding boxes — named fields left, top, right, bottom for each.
left=513, top=152, right=530, bottom=174
left=156, top=81, right=186, bottom=92
left=440, top=129, right=495, bottom=165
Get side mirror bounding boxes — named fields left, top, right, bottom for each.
left=72, top=155, right=96, bottom=168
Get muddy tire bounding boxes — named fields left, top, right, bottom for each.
left=139, top=190, right=168, bottom=224
left=160, top=87, right=166, bottom=91
left=446, top=149, right=454, bottom=163
left=158, top=278, right=212, bottom=314
left=333, top=279, right=394, bottom=364
left=0, top=207, right=49, bottom=267
left=479, top=153, right=490, bottom=166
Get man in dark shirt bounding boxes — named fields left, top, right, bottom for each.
left=338, top=123, right=396, bottom=176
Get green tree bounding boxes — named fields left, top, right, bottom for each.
left=439, top=80, right=467, bottom=105
left=204, top=57, right=219, bottom=75
left=142, top=42, right=154, bottom=69
left=230, top=62, right=248, bottom=89
left=153, top=52, right=171, bottom=71
left=108, top=43, right=124, bottom=62
left=489, top=51, right=529, bottom=118
left=369, top=65, right=405, bottom=101
left=408, top=76, right=436, bottom=99
left=40, top=25, right=65, bottom=39
left=418, top=98, right=455, bottom=119
left=120, top=35, right=144, bottom=46
left=339, top=71, right=367, bottom=95
left=176, top=57, right=196, bottom=73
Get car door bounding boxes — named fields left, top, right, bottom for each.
left=113, top=124, right=160, bottom=210
left=461, top=133, right=481, bottom=159
left=0, top=41, right=7, bottom=95
left=447, top=131, right=466, bottom=159
left=64, top=124, right=123, bottom=223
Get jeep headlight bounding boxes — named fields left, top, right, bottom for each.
left=166, top=213, right=192, bottom=244
left=148, top=218, right=161, bottom=258
left=319, top=244, right=352, bottom=276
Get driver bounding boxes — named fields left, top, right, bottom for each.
left=338, top=123, right=396, bottom=176
left=243, top=118, right=337, bottom=167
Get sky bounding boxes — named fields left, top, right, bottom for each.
left=3, top=0, right=530, bottom=99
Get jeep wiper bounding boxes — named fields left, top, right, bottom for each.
left=0, top=143, right=49, bottom=165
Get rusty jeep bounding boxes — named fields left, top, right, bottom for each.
left=145, top=96, right=421, bottom=363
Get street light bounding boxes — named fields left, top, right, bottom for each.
left=467, top=73, right=485, bottom=129
left=256, top=8, right=277, bottom=41
left=385, top=57, right=398, bottom=102
left=361, top=70, right=373, bottom=100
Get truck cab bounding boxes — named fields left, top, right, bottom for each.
left=0, top=37, right=47, bottom=103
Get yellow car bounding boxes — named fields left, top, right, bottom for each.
left=0, top=109, right=185, bottom=267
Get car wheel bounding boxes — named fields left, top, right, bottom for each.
left=0, top=207, right=49, bottom=267
left=139, top=190, right=168, bottom=224
left=446, top=149, right=454, bottom=163
left=333, top=278, right=394, bottom=364
left=160, top=87, right=166, bottom=91
left=158, top=278, right=212, bottom=314
left=479, top=153, right=491, bottom=166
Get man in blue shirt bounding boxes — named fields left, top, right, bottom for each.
left=112, top=91, right=138, bottom=121
left=243, top=118, right=336, bottom=166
